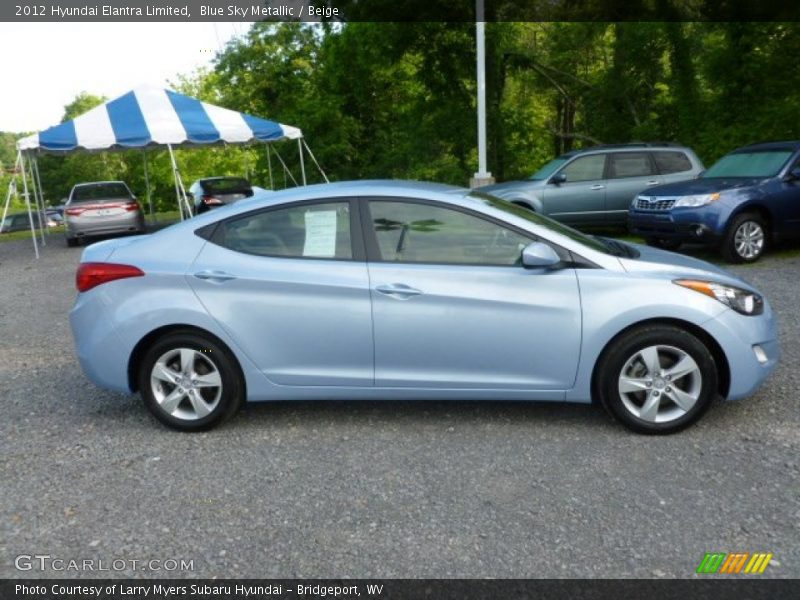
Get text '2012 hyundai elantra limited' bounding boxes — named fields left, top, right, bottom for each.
left=70, top=181, right=779, bottom=433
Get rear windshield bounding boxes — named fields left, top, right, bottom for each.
left=204, top=178, right=252, bottom=194
left=71, top=183, right=131, bottom=202
left=702, top=151, right=792, bottom=178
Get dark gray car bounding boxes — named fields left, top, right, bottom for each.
left=480, top=143, right=704, bottom=227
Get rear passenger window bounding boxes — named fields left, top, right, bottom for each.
left=608, top=153, right=656, bottom=178
left=214, top=202, right=352, bottom=259
left=653, top=151, right=693, bottom=174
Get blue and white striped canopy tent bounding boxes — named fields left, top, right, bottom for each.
left=8, top=86, right=323, bottom=257
left=17, top=85, right=303, bottom=151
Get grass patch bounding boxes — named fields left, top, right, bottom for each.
left=0, top=225, right=65, bottom=243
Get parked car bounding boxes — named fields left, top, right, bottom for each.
left=70, top=181, right=778, bottom=434
left=629, top=141, right=800, bottom=262
left=189, top=177, right=255, bottom=214
left=45, top=208, right=64, bottom=226
left=0, top=211, right=54, bottom=233
left=479, top=143, right=704, bottom=227
left=64, top=181, right=145, bottom=247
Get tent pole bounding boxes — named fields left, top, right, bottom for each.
left=271, top=146, right=298, bottom=187
left=1, top=152, right=21, bottom=234
left=298, top=138, right=307, bottom=186
left=19, top=151, right=39, bottom=259
left=167, top=144, right=192, bottom=220
left=26, top=153, right=46, bottom=245
left=142, top=149, right=153, bottom=218
left=266, top=144, right=274, bottom=190
left=32, top=156, right=48, bottom=238
left=302, top=139, right=329, bottom=183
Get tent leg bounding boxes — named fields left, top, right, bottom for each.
left=167, top=144, right=192, bottom=220
left=32, top=156, right=48, bottom=238
left=1, top=152, right=21, bottom=234
left=271, top=146, right=298, bottom=188
left=19, top=151, right=39, bottom=259
left=27, top=153, right=46, bottom=245
left=142, top=149, right=154, bottom=218
left=266, top=144, right=274, bottom=190
left=302, top=139, right=329, bottom=183
left=298, top=138, right=307, bottom=186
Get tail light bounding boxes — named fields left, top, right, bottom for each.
left=202, top=195, right=223, bottom=206
left=76, top=262, right=144, bottom=292
left=124, top=200, right=140, bottom=212
left=65, top=207, right=85, bottom=216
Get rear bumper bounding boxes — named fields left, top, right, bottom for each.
left=66, top=213, right=144, bottom=237
left=69, top=290, right=133, bottom=394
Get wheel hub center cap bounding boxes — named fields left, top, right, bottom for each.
left=653, top=376, right=666, bottom=390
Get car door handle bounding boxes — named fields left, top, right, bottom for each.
left=193, top=270, right=237, bottom=282
left=646, top=180, right=661, bottom=186
left=590, top=184, right=605, bottom=190
left=375, top=283, right=423, bottom=299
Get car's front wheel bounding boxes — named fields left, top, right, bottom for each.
left=721, top=212, right=767, bottom=263
left=138, top=331, right=244, bottom=431
left=596, top=325, right=718, bottom=434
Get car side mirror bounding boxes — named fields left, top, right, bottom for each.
left=783, top=167, right=800, bottom=182
left=522, top=242, right=561, bottom=269
left=548, top=172, right=567, bottom=185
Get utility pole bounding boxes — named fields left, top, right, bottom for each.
left=470, top=0, right=495, bottom=188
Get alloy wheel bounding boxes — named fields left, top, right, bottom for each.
left=617, top=344, right=702, bottom=424
left=149, top=348, right=222, bottom=421
left=734, top=221, right=764, bottom=260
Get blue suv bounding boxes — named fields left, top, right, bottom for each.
left=628, top=141, right=800, bottom=262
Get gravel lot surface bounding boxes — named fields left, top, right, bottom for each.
left=1, top=235, right=797, bottom=579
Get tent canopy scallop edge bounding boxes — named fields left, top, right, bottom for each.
left=17, top=85, right=302, bottom=153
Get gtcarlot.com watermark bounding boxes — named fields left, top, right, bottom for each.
left=15, top=554, right=194, bottom=572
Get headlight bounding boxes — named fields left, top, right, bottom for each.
left=674, top=279, right=764, bottom=315
left=673, top=192, right=720, bottom=208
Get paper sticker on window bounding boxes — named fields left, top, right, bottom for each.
left=303, top=210, right=338, bottom=257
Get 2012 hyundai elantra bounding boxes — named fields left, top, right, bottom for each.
left=69, top=181, right=779, bottom=433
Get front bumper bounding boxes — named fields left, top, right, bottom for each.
left=628, top=207, right=725, bottom=243
left=702, top=304, right=780, bottom=400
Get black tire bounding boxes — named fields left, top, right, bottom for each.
left=721, top=212, right=767, bottom=263
left=644, top=237, right=682, bottom=251
left=66, top=236, right=79, bottom=247
left=138, top=330, right=244, bottom=431
left=595, top=325, right=718, bottom=434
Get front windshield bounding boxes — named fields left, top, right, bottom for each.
left=703, top=150, right=792, bottom=178
left=529, top=157, right=569, bottom=180
left=467, top=191, right=613, bottom=255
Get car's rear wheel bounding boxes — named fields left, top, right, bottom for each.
left=721, top=212, right=767, bottom=263
left=138, top=331, right=244, bottom=431
left=596, top=325, right=718, bottom=434
left=644, top=237, right=682, bottom=251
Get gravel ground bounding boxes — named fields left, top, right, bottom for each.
left=0, top=235, right=797, bottom=579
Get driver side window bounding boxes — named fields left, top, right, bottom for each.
left=559, top=154, right=606, bottom=183
left=368, top=200, right=531, bottom=265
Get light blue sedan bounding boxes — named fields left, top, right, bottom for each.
left=69, top=181, right=779, bottom=433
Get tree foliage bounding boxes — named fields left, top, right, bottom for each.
left=13, top=22, right=800, bottom=210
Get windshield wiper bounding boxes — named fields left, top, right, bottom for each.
left=594, top=236, right=638, bottom=258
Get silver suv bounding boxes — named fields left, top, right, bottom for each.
left=479, top=143, right=704, bottom=227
